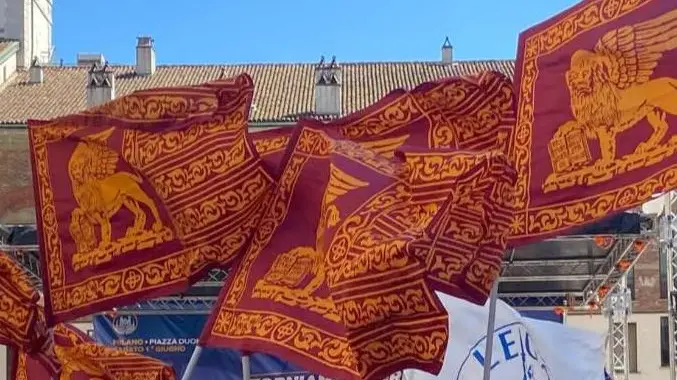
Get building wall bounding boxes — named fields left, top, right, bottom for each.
left=0, top=344, right=6, bottom=380
left=630, top=242, right=667, bottom=313
left=0, top=127, right=33, bottom=225
left=0, top=50, right=16, bottom=87
left=0, top=0, right=52, bottom=67
left=27, top=0, right=52, bottom=65
left=564, top=241, right=669, bottom=379
left=568, top=313, right=670, bottom=380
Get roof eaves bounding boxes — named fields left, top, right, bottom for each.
left=0, top=122, right=28, bottom=128
left=0, top=40, right=20, bottom=65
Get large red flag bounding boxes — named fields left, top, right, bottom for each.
left=200, top=115, right=516, bottom=380
left=0, top=252, right=44, bottom=351
left=510, top=0, right=677, bottom=244
left=321, top=72, right=517, bottom=302
left=247, top=72, right=517, bottom=302
left=28, top=73, right=273, bottom=325
left=12, top=351, right=53, bottom=380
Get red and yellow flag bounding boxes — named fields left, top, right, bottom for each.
left=13, top=322, right=176, bottom=380
left=250, top=127, right=294, bottom=175
left=247, top=72, right=518, bottom=302
left=0, top=252, right=43, bottom=351
left=321, top=72, right=518, bottom=302
left=12, top=352, right=53, bottom=380
left=511, top=0, right=677, bottom=244
left=200, top=80, right=518, bottom=379
left=28, top=74, right=274, bottom=325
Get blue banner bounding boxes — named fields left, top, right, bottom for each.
left=519, top=309, right=564, bottom=324
left=94, top=313, right=314, bottom=379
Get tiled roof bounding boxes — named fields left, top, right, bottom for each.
left=0, top=60, right=515, bottom=124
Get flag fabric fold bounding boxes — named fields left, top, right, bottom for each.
left=319, top=71, right=518, bottom=302
left=510, top=0, right=677, bottom=244
left=200, top=74, right=518, bottom=379
left=0, top=252, right=176, bottom=379
left=28, top=74, right=274, bottom=325
left=250, top=127, right=295, bottom=176
left=0, top=252, right=44, bottom=351
left=13, top=321, right=177, bottom=380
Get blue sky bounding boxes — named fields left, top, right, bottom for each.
left=54, top=0, right=580, bottom=65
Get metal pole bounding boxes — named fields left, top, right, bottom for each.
left=242, top=354, right=251, bottom=380
left=621, top=276, right=630, bottom=380
left=607, top=313, right=614, bottom=377
left=180, top=345, right=203, bottom=380
left=482, top=280, right=500, bottom=380
left=664, top=191, right=676, bottom=380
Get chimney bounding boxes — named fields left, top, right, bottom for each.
left=441, top=37, right=453, bottom=63
left=28, top=57, right=44, bottom=84
left=135, top=36, right=156, bottom=76
left=314, top=56, right=342, bottom=116
left=86, top=63, right=115, bottom=109
left=77, top=53, right=106, bottom=67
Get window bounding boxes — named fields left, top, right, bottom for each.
left=617, top=323, right=638, bottom=373
left=661, top=317, right=671, bottom=367
left=660, top=249, right=668, bottom=299
left=627, top=268, right=635, bottom=300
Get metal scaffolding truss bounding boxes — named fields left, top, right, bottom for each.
left=500, top=230, right=655, bottom=310
left=116, top=297, right=217, bottom=315
left=497, top=214, right=656, bottom=380
left=4, top=244, right=42, bottom=288
left=603, top=275, right=632, bottom=379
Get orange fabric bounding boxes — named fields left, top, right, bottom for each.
left=0, top=252, right=43, bottom=351
left=319, top=72, right=518, bottom=301
left=201, top=72, right=518, bottom=380
left=250, top=127, right=294, bottom=176
left=28, top=74, right=273, bottom=325
left=511, top=0, right=677, bottom=244
left=12, top=319, right=176, bottom=380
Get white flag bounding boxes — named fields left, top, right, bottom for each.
left=407, top=293, right=606, bottom=380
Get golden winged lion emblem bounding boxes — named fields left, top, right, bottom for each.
left=67, top=128, right=172, bottom=270
left=544, top=9, right=677, bottom=191
left=252, top=164, right=369, bottom=322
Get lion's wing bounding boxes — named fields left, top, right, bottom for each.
left=594, top=8, right=677, bottom=89
left=68, top=128, right=118, bottom=183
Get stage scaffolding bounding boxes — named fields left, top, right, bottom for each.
left=0, top=209, right=662, bottom=379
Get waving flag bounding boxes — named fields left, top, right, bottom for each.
left=250, top=127, right=294, bottom=176
left=510, top=0, right=677, bottom=244
left=13, top=322, right=176, bottom=380
left=407, top=293, right=606, bottom=380
left=28, top=73, right=273, bottom=325
left=322, top=72, right=518, bottom=302
left=200, top=112, right=517, bottom=380
left=0, top=252, right=44, bottom=351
